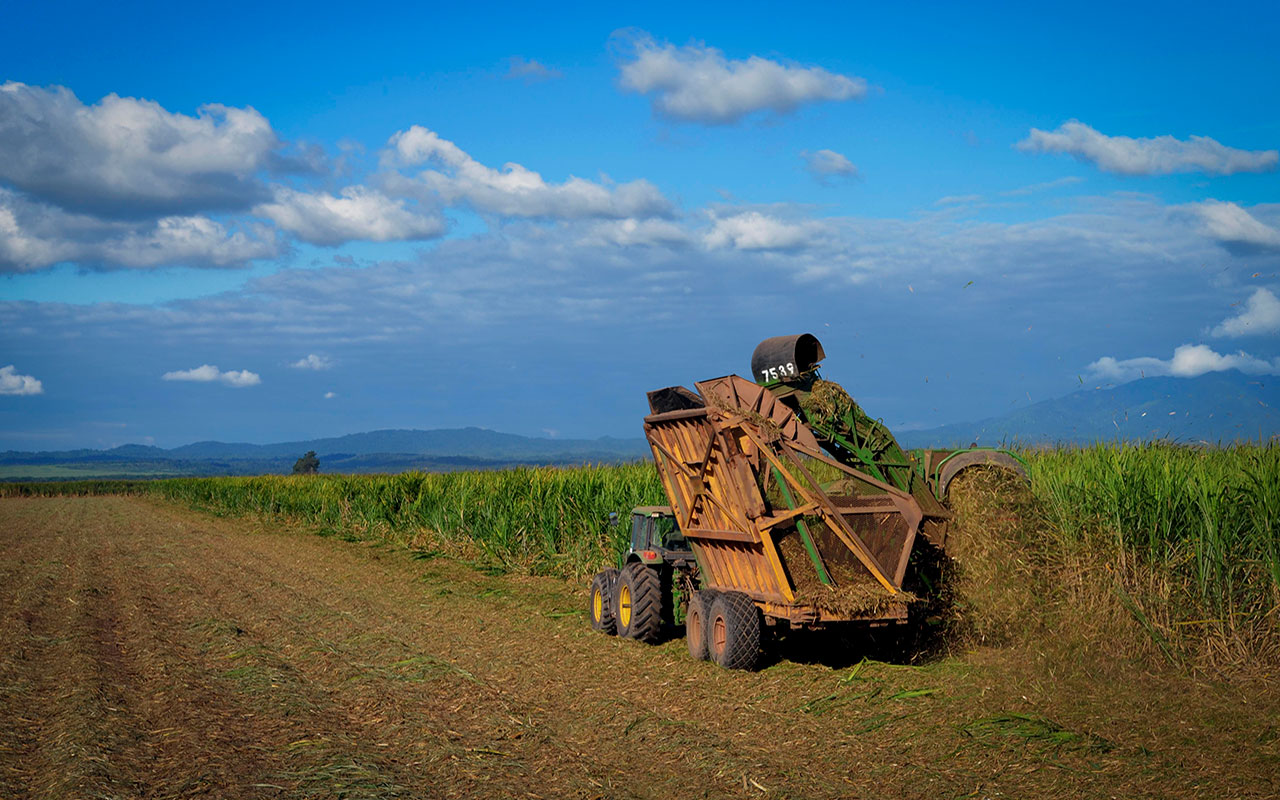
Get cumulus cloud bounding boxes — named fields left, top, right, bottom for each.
left=504, top=56, right=562, bottom=83
left=8, top=193, right=1275, bottom=449
left=291, top=354, right=333, bottom=370
left=579, top=218, right=693, bottom=248
left=0, top=189, right=279, bottom=272
left=162, top=365, right=261, bottom=387
left=0, top=81, right=281, bottom=217
left=616, top=33, right=866, bottom=124
left=100, top=216, right=279, bottom=269
left=0, top=198, right=77, bottom=269
left=0, top=195, right=1248, bottom=370
left=1087, top=343, right=1280, bottom=384
left=704, top=211, right=820, bottom=251
left=384, top=125, right=672, bottom=219
left=254, top=186, right=445, bottom=246
left=1018, top=120, right=1279, bottom=176
left=1211, top=288, right=1280, bottom=338
left=1191, top=200, right=1280, bottom=252
left=802, top=149, right=858, bottom=183
left=0, top=365, right=43, bottom=396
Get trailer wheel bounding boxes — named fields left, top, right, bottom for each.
left=588, top=568, right=620, bottom=635
left=708, top=592, right=761, bottom=670
left=685, top=590, right=718, bottom=660
left=615, top=563, right=663, bottom=643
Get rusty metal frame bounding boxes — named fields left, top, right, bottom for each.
left=644, top=375, right=927, bottom=625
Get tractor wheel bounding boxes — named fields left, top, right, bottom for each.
left=708, top=592, right=762, bottom=670
left=685, top=589, right=718, bottom=660
left=614, top=563, right=663, bottom=643
left=588, top=568, right=620, bottom=635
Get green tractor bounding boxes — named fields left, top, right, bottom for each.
left=587, top=506, right=695, bottom=642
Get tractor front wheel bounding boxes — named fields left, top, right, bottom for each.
left=615, top=563, right=663, bottom=643
left=708, top=592, right=762, bottom=670
left=588, top=568, right=620, bottom=634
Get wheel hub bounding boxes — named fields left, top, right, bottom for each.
left=619, top=584, right=632, bottom=628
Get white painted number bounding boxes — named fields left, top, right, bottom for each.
left=760, top=362, right=798, bottom=382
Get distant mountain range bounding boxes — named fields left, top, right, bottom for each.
left=3, top=373, right=1275, bottom=481
left=0, top=427, right=651, bottom=481
left=898, top=372, right=1279, bottom=448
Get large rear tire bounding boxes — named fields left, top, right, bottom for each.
left=588, top=568, right=619, bottom=635
left=708, top=592, right=762, bottom=670
left=615, top=563, right=663, bottom=643
left=685, top=589, right=718, bottom=660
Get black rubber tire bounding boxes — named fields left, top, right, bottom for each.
left=614, top=563, right=663, bottom=643
left=588, top=568, right=619, bottom=635
left=708, top=592, right=762, bottom=670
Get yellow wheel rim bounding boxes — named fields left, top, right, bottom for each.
left=619, top=584, right=632, bottom=628
left=592, top=588, right=603, bottom=622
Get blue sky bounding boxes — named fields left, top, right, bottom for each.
left=2, top=0, right=1279, bottom=450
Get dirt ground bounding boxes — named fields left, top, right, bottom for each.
left=1, top=496, right=1276, bottom=799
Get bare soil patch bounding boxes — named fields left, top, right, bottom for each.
left=1, top=496, right=1276, bottom=799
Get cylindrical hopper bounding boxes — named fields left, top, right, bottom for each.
left=750, top=333, right=826, bottom=385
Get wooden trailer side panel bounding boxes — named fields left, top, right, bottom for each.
left=644, top=408, right=793, bottom=604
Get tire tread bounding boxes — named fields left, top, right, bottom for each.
left=710, top=592, right=762, bottom=671
left=589, top=568, right=619, bottom=635
left=617, top=563, right=663, bottom=643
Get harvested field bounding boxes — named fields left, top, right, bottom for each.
left=2, top=495, right=1277, bottom=799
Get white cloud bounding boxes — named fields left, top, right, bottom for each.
left=0, top=195, right=1247, bottom=365
left=1000, top=176, right=1084, bottom=196
left=100, top=215, right=279, bottom=268
left=384, top=125, right=672, bottom=219
left=935, top=194, right=983, bottom=206
left=580, top=218, right=693, bottom=248
left=504, top=56, right=562, bottom=83
left=1191, top=200, right=1280, bottom=251
left=802, top=149, right=858, bottom=183
left=1087, top=343, right=1280, bottom=384
left=0, top=189, right=279, bottom=272
left=162, top=364, right=261, bottom=387
left=387, top=126, right=467, bottom=167
left=0, top=200, right=76, bottom=269
left=1211, top=288, right=1280, bottom=338
left=1018, top=120, right=1278, bottom=176
left=704, top=212, right=820, bottom=251
left=0, top=81, right=280, bottom=217
left=254, top=186, right=445, bottom=246
left=0, top=365, right=43, bottom=396
left=291, top=354, right=333, bottom=370
left=616, top=33, right=866, bottom=124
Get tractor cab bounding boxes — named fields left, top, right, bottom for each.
left=625, top=506, right=693, bottom=566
